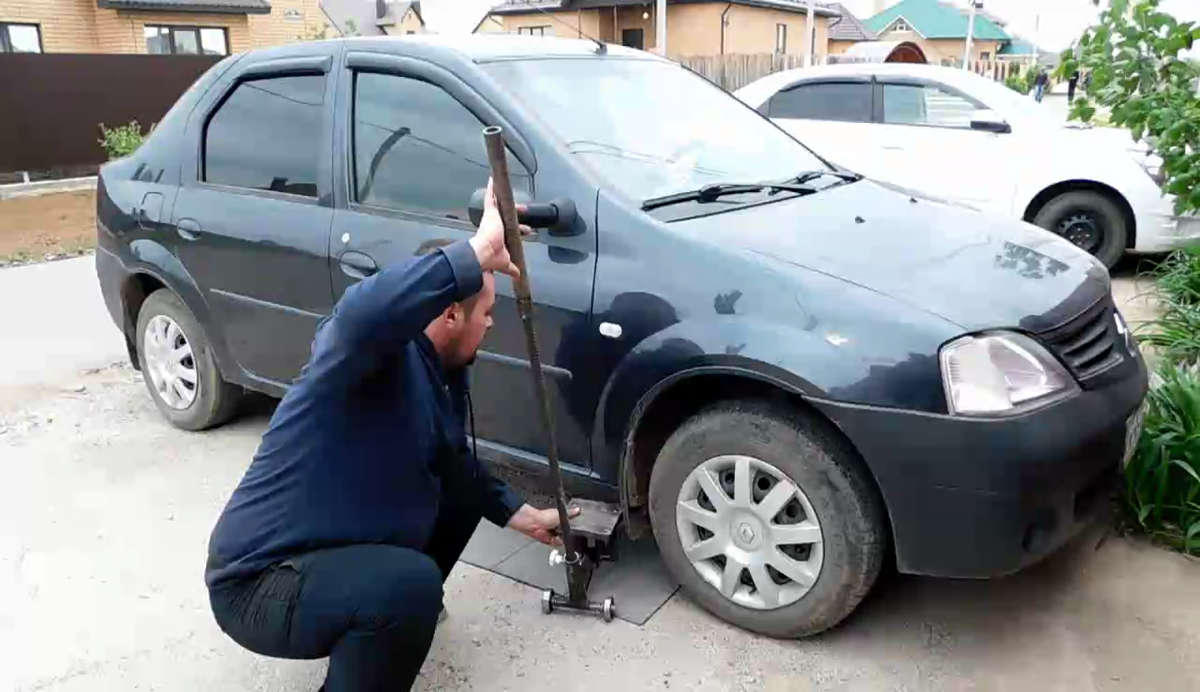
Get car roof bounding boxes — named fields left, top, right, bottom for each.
left=293, top=33, right=662, bottom=64
left=734, top=62, right=988, bottom=106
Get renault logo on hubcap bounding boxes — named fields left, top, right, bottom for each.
left=738, top=523, right=755, bottom=544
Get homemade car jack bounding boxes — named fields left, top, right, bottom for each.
left=483, top=126, right=620, bottom=623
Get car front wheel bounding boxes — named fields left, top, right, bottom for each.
left=136, top=288, right=241, bottom=431
left=648, top=400, right=886, bottom=638
left=1033, top=190, right=1127, bottom=269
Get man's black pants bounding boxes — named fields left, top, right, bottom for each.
left=208, top=498, right=482, bottom=692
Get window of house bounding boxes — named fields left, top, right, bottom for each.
left=0, top=23, right=42, bottom=53
left=769, top=82, right=873, bottom=123
left=893, top=21, right=910, bottom=31
left=979, top=51, right=991, bottom=61
left=145, top=26, right=229, bottom=55
left=204, top=75, right=324, bottom=198
left=881, top=83, right=985, bottom=129
left=775, top=24, right=787, bottom=54
left=351, top=72, right=530, bottom=222
left=517, top=25, right=551, bottom=37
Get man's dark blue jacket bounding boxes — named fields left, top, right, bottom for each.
left=205, top=240, right=523, bottom=587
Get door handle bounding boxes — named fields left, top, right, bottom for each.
left=177, top=217, right=201, bottom=241
left=339, top=250, right=378, bottom=280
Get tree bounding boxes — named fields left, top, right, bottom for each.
left=1060, top=0, right=1200, bottom=214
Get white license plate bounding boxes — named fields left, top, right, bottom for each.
left=1123, top=402, right=1148, bottom=467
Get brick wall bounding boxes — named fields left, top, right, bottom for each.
left=248, top=0, right=326, bottom=48
left=0, top=0, right=320, bottom=54
left=93, top=8, right=251, bottom=54
left=0, top=0, right=98, bottom=53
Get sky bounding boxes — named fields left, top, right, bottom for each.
left=426, top=0, right=1200, bottom=51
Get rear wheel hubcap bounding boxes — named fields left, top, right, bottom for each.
left=675, top=455, right=824, bottom=610
left=143, top=315, right=197, bottom=410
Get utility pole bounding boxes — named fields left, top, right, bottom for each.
left=806, top=0, right=816, bottom=66
left=656, top=0, right=667, bottom=56
left=962, top=0, right=978, bottom=70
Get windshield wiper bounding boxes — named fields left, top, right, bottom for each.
left=784, top=169, right=862, bottom=186
left=641, top=181, right=816, bottom=211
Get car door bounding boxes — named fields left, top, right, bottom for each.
left=871, top=79, right=1016, bottom=216
left=172, top=50, right=337, bottom=387
left=328, top=53, right=598, bottom=470
left=764, top=78, right=880, bottom=176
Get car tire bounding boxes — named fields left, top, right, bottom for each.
left=135, top=289, right=241, bottom=431
left=648, top=399, right=886, bottom=639
left=1033, top=191, right=1127, bottom=269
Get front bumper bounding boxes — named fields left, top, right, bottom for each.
left=1132, top=203, right=1200, bottom=254
left=814, top=353, right=1148, bottom=579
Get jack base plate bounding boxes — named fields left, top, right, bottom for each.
left=541, top=589, right=615, bottom=623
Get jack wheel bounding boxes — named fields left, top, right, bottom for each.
left=602, top=597, right=615, bottom=623
left=541, top=590, right=553, bottom=615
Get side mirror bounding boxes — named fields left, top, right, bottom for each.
left=468, top=188, right=580, bottom=236
left=969, top=109, right=1011, bottom=134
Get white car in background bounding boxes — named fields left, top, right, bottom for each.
left=734, top=63, right=1196, bottom=268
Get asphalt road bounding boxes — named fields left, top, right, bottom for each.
left=2, top=256, right=1198, bottom=692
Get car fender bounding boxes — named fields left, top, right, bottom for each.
left=592, top=315, right=938, bottom=484
left=121, top=239, right=240, bottom=378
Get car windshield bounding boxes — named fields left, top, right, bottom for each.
left=483, top=58, right=829, bottom=203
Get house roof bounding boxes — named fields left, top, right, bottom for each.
left=863, top=0, right=1009, bottom=41
left=377, top=1, right=422, bottom=27
left=491, top=0, right=839, bottom=18
left=998, top=37, right=1036, bottom=55
left=826, top=2, right=875, bottom=42
left=95, top=0, right=270, bottom=13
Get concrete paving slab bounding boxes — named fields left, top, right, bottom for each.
left=460, top=521, right=532, bottom=569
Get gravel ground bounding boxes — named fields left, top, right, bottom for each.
left=3, top=258, right=1199, bottom=692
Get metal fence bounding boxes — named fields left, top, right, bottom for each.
left=0, top=53, right=221, bottom=182
left=678, top=53, right=1035, bottom=92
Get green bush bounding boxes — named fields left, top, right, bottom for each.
left=1004, top=73, right=1028, bottom=94
left=98, top=120, right=149, bottom=160
left=1139, top=248, right=1200, bottom=364
left=1124, top=362, right=1200, bottom=555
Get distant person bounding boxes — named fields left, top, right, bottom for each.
left=1068, top=70, right=1080, bottom=103
left=1034, top=70, right=1049, bottom=103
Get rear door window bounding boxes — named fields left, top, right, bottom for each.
left=204, top=74, right=324, bottom=198
left=769, top=82, right=873, bottom=122
left=351, top=71, right=530, bottom=223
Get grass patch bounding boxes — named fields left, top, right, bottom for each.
left=1124, top=247, right=1200, bottom=556
left=1123, top=363, right=1200, bottom=555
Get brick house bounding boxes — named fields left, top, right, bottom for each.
left=320, top=0, right=424, bottom=37
left=0, top=0, right=329, bottom=55
left=861, top=0, right=1010, bottom=66
left=475, top=0, right=840, bottom=60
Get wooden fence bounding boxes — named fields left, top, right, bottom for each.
left=0, top=53, right=222, bottom=182
left=678, top=53, right=1036, bottom=92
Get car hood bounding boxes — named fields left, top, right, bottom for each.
left=674, top=179, right=1111, bottom=334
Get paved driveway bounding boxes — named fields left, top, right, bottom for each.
left=2, top=256, right=1197, bottom=692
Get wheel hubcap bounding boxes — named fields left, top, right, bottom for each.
left=143, top=315, right=197, bottom=410
left=1057, top=213, right=1101, bottom=253
left=675, top=455, right=824, bottom=610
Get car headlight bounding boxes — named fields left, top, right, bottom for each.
left=940, top=332, right=1077, bottom=415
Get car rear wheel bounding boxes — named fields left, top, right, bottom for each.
left=648, top=400, right=886, bottom=638
left=1033, top=191, right=1127, bottom=269
left=136, top=289, right=241, bottom=431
